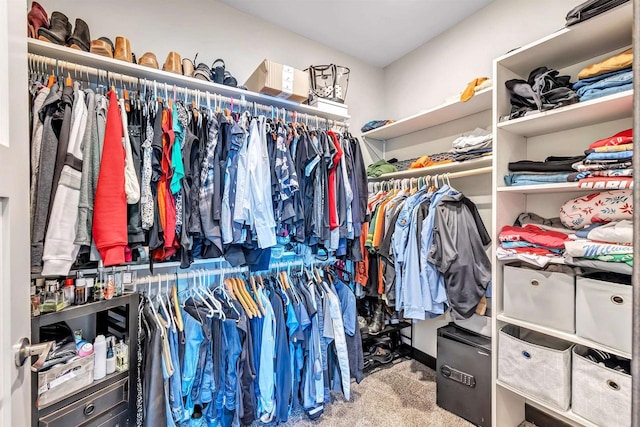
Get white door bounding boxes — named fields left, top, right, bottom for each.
left=0, top=0, right=31, bottom=426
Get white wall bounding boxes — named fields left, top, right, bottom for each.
left=384, top=0, right=585, bottom=120
left=41, top=0, right=385, bottom=164
left=383, top=0, right=585, bottom=358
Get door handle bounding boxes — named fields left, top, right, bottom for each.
left=15, top=337, right=54, bottom=372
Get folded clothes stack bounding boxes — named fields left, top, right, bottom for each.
left=573, top=48, right=633, bottom=102
left=448, top=127, right=492, bottom=162
left=503, top=66, right=579, bottom=120
left=504, top=155, right=585, bottom=186
left=497, top=213, right=572, bottom=267
left=570, top=128, right=634, bottom=190
left=406, top=127, right=492, bottom=170
left=560, top=190, right=633, bottom=274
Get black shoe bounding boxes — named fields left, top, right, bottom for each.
left=370, top=346, right=394, bottom=364
left=38, top=11, right=71, bottom=45
left=66, top=18, right=90, bottom=51
left=364, top=303, right=384, bottom=335
left=390, top=311, right=399, bottom=325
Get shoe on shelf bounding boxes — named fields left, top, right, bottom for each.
left=90, top=37, right=114, bottom=58
left=358, top=315, right=367, bottom=331
left=114, top=36, right=133, bottom=62
left=138, top=52, right=159, bottom=69
left=390, top=311, right=399, bottom=325
left=363, top=303, right=385, bottom=335
left=38, top=11, right=71, bottom=45
left=66, top=18, right=90, bottom=52
left=182, top=58, right=194, bottom=77
left=193, top=63, right=211, bottom=81
left=27, top=1, right=49, bottom=39
left=369, top=346, right=394, bottom=364
left=163, top=51, right=182, bottom=74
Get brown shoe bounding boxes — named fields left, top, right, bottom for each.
left=90, top=37, right=114, bottom=58
left=138, top=52, right=159, bottom=69
left=163, top=52, right=182, bottom=75
left=182, top=58, right=194, bottom=77
left=114, top=36, right=132, bottom=62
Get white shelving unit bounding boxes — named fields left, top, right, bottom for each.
left=27, top=39, right=351, bottom=122
left=492, top=3, right=634, bottom=427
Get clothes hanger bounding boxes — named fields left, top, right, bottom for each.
left=157, top=275, right=172, bottom=330
left=192, top=271, right=215, bottom=318
left=202, top=269, right=223, bottom=317
left=171, top=273, right=184, bottom=332
left=250, top=276, right=266, bottom=316
left=241, top=275, right=261, bottom=317
left=147, top=277, right=165, bottom=337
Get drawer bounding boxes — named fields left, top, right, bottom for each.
left=503, top=265, right=575, bottom=332
left=576, top=275, right=632, bottom=354
left=39, top=378, right=128, bottom=427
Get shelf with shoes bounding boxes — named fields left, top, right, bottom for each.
left=27, top=39, right=351, bottom=122
left=492, top=3, right=635, bottom=426
left=361, top=321, right=412, bottom=341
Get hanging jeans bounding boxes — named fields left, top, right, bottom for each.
left=214, top=318, right=242, bottom=427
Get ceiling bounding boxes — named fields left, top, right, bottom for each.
left=218, top=0, right=493, bottom=67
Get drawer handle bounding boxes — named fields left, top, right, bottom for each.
left=611, top=295, right=624, bottom=305
left=522, top=351, right=531, bottom=359
left=84, top=403, right=95, bottom=417
left=607, top=380, right=620, bottom=391
left=530, top=280, right=539, bottom=287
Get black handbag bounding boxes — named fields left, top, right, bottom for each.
left=565, top=0, right=629, bottom=26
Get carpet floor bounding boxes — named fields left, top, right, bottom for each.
left=273, top=358, right=474, bottom=427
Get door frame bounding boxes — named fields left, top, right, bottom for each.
left=0, top=0, right=32, bottom=425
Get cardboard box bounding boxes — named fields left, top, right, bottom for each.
left=37, top=354, right=95, bottom=408
left=245, top=59, right=310, bottom=103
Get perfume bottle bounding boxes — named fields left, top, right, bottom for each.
left=41, top=279, right=64, bottom=313
left=62, top=278, right=75, bottom=307
left=115, top=339, right=129, bottom=372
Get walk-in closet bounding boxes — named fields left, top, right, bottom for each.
left=0, top=0, right=638, bottom=426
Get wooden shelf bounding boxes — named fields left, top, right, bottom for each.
left=27, top=39, right=350, bottom=122
left=497, top=314, right=631, bottom=359
left=496, top=2, right=632, bottom=76
left=496, top=182, right=590, bottom=194
left=496, top=380, right=599, bottom=427
left=369, top=156, right=493, bottom=181
left=497, top=90, right=633, bottom=138
left=362, top=87, right=492, bottom=140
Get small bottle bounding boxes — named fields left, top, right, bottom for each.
left=104, top=274, right=115, bottom=301
left=30, top=283, right=40, bottom=317
left=105, top=339, right=116, bottom=375
left=75, top=277, right=87, bottom=305
left=116, top=339, right=129, bottom=372
left=115, top=271, right=124, bottom=297
left=93, top=335, right=107, bottom=380
left=63, top=278, right=75, bottom=307
left=93, top=277, right=104, bottom=302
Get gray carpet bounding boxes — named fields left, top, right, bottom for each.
left=275, top=358, right=474, bottom=427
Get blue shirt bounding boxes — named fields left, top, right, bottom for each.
left=334, top=280, right=356, bottom=337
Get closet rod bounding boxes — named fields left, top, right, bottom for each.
left=130, top=258, right=333, bottom=287
left=374, top=166, right=492, bottom=184
left=28, top=53, right=349, bottom=128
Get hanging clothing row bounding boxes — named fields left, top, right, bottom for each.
left=358, top=173, right=492, bottom=321
left=137, top=264, right=362, bottom=427
left=28, top=65, right=367, bottom=277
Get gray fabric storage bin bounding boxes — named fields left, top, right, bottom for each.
left=503, top=265, right=575, bottom=333
left=498, top=324, right=573, bottom=410
left=576, top=276, right=632, bottom=354
left=572, top=345, right=631, bottom=427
